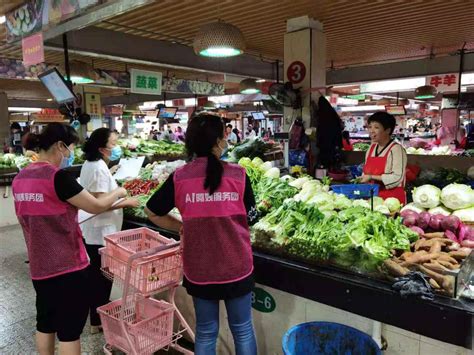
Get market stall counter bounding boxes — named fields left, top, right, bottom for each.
left=122, top=218, right=473, bottom=352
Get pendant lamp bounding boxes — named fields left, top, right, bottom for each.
left=202, top=100, right=216, bottom=109
left=193, top=21, right=245, bottom=58
left=414, top=85, right=437, bottom=99
left=239, top=78, right=260, bottom=95
left=68, top=60, right=95, bottom=84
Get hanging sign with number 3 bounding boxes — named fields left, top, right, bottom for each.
left=287, top=61, right=306, bottom=84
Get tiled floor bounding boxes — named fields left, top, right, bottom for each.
left=0, top=224, right=111, bottom=354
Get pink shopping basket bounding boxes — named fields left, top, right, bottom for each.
left=98, top=297, right=174, bottom=355
left=100, top=246, right=182, bottom=295
left=104, top=227, right=174, bottom=262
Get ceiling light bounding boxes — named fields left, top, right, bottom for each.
left=8, top=107, right=42, bottom=112
left=414, top=85, right=437, bottom=99
left=256, top=79, right=266, bottom=83
left=193, top=21, right=245, bottom=58
left=47, top=98, right=53, bottom=101
left=239, top=78, right=261, bottom=94
left=65, top=61, right=96, bottom=84
left=0, top=16, right=5, bottom=24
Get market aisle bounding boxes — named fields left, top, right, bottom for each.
left=0, top=225, right=105, bottom=354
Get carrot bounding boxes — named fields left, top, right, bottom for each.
left=423, top=232, right=445, bottom=239
left=405, top=251, right=440, bottom=264
left=429, top=241, right=442, bottom=254
left=448, top=249, right=471, bottom=261
left=416, top=265, right=454, bottom=294
left=429, top=279, right=441, bottom=289
left=383, top=260, right=409, bottom=277
left=437, top=260, right=459, bottom=270
left=437, top=253, right=459, bottom=265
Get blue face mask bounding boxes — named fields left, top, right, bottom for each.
left=60, top=143, right=74, bottom=169
left=109, top=146, right=122, bottom=161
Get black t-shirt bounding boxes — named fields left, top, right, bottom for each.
left=146, top=171, right=258, bottom=300
left=54, top=169, right=84, bottom=202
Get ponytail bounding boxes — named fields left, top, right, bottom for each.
left=204, top=154, right=224, bottom=194
left=185, top=114, right=225, bottom=194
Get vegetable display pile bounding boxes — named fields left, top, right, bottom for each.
left=353, top=143, right=370, bottom=152
left=228, top=139, right=280, bottom=162
left=0, top=153, right=33, bottom=170
left=73, top=147, right=85, bottom=165
left=406, top=145, right=454, bottom=156
left=404, top=183, right=474, bottom=224
left=413, top=168, right=469, bottom=188
left=123, top=179, right=160, bottom=196
left=239, top=157, right=417, bottom=272
left=119, top=138, right=186, bottom=158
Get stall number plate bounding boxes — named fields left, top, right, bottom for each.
left=251, top=287, right=276, bottom=313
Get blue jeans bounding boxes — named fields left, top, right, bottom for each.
left=193, top=293, right=257, bottom=355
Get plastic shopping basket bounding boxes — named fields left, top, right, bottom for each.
left=98, top=296, right=174, bottom=355
left=104, top=227, right=174, bottom=262
left=100, top=246, right=182, bottom=295
left=331, top=184, right=379, bottom=199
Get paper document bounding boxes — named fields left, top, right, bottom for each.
left=113, top=156, right=145, bottom=180
left=78, top=198, right=125, bottom=224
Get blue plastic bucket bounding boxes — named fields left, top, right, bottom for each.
left=282, top=322, right=381, bottom=355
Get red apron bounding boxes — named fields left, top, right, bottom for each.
left=363, top=143, right=406, bottom=205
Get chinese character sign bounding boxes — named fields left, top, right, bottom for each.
left=22, top=32, right=44, bottom=66
left=85, top=93, right=102, bottom=116
left=130, top=69, right=162, bottom=95
left=426, top=73, right=459, bottom=93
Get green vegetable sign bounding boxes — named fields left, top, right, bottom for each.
left=130, top=69, right=162, bottom=95
left=251, top=287, right=276, bottom=313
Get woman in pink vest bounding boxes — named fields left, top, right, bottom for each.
left=12, top=123, right=127, bottom=355
left=145, top=114, right=258, bottom=355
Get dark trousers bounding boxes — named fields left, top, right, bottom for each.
left=84, top=242, right=113, bottom=326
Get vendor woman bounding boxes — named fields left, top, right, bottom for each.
left=360, top=112, right=407, bottom=204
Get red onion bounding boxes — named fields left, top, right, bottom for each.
left=417, top=212, right=431, bottom=230
left=402, top=214, right=417, bottom=228
left=409, top=226, right=425, bottom=237
left=440, top=215, right=461, bottom=233
left=429, top=214, right=444, bottom=231
left=461, top=240, right=474, bottom=249
left=458, top=224, right=469, bottom=243
left=444, top=230, right=458, bottom=243
left=400, top=210, right=419, bottom=219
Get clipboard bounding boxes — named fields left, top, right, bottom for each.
left=78, top=198, right=125, bottom=224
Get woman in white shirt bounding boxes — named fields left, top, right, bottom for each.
left=79, top=128, right=139, bottom=334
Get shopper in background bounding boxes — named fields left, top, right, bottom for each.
left=232, top=128, right=241, bottom=143
left=12, top=123, right=127, bottom=355
left=145, top=114, right=258, bottom=355
left=9, top=122, right=23, bottom=154
left=175, top=126, right=185, bottom=142
left=79, top=128, right=140, bottom=334
left=246, top=128, right=257, bottom=139
left=267, top=127, right=273, bottom=138
left=342, top=130, right=353, bottom=151
left=454, top=126, right=467, bottom=150
left=361, top=112, right=407, bottom=204
left=226, top=124, right=238, bottom=145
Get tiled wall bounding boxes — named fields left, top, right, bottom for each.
left=171, top=284, right=473, bottom=355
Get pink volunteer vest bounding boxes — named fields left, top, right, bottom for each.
left=174, top=158, right=254, bottom=285
left=12, top=162, right=89, bottom=280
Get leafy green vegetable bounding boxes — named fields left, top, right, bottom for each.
left=353, top=143, right=370, bottom=152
